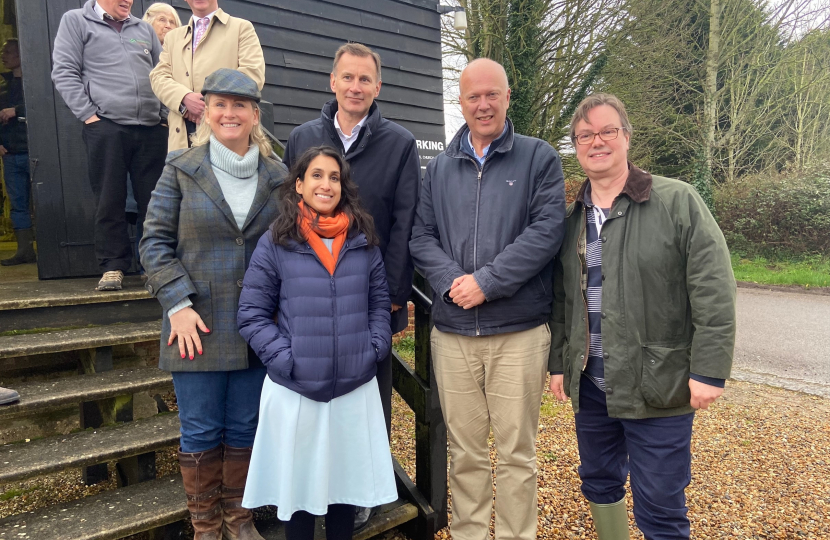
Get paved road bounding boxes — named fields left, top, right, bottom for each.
left=733, top=287, right=830, bottom=397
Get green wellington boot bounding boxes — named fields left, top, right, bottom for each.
left=589, top=498, right=631, bottom=540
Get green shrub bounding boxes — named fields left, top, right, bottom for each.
left=714, top=167, right=830, bottom=258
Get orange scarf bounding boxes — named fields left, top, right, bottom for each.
left=298, top=201, right=350, bottom=275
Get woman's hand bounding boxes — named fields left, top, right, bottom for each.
left=168, top=307, right=210, bottom=360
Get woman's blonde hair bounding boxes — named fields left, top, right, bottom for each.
left=190, top=94, right=274, bottom=158
left=143, top=3, right=182, bottom=28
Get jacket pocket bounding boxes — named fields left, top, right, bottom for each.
left=274, top=348, right=294, bottom=380
left=190, top=281, right=213, bottom=338
left=640, top=344, right=691, bottom=409
left=537, top=275, right=548, bottom=296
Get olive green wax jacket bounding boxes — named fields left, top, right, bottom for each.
left=549, top=164, right=736, bottom=419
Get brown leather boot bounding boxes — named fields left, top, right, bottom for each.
left=221, top=445, right=264, bottom=540
left=179, top=446, right=224, bottom=540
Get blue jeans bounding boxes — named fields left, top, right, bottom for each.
left=3, top=153, right=31, bottom=230
left=172, top=367, right=266, bottom=453
left=575, top=375, right=695, bottom=540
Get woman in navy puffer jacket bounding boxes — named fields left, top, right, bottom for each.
left=237, top=146, right=396, bottom=539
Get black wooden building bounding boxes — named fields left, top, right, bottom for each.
left=18, top=0, right=446, bottom=279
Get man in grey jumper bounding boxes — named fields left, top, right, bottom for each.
left=52, top=0, right=168, bottom=290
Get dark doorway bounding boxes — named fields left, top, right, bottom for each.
left=17, top=0, right=444, bottom=280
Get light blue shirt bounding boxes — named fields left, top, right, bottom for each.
left=334, top=112, right=369, bottom=153
left=464, top=122, right=508, bottom=166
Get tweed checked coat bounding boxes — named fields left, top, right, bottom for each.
left=149, top=8, right=265, bottom=151
left=140, top=143, right=287, bottom=372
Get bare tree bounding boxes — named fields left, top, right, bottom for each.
left=774, top=29, right=830, bottom=171
left=602, top=0, right=829, bottom=189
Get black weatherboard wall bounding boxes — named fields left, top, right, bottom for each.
left=18, top=0, right=445, bottom=279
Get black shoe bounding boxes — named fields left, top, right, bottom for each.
left=353, top=506, right=378, bottom=533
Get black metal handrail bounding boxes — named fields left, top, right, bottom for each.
left=391, top=272, right=449, bottom=538
left=261, top=125, right=286, bottom=161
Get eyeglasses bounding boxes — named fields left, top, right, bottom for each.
left=574, top=128, right=624, bottom=146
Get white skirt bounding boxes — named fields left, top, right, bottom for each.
left=242, top=376, right=397, bottom=520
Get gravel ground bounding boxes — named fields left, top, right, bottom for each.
left=3, top=376, right=828, bottom=539
left=389, top=378, right=830, bottom=539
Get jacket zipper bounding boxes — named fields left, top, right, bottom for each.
left=115, top=25, right=142, bottom=123
left=297, top=241, right=365, bottom=400
left=328, top=241, right=360, bottom=400
left=467, top=157, right=484, bottom=336
left=329, top=273, right=338, bottom=400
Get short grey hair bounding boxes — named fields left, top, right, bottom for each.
left=143, top=3, right=182, bottom=28
left=332, top=43, right=382, bottom=82
left=569, top=93, right=633, bottom=141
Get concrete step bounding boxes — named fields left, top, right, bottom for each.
left=0, top=412, right=180, bottom=484
left=0, top=320, right=161, bottom=361
left=0, top=475, right=187, bottom=540
left=0, top=277, right=159, bottom=333
left=0, top=277, right=151, bottom=311
left=0, top=367, right=172, bottom=420
left=0, top=475, right=417, bottom=540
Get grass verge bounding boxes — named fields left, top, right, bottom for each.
left=731, top=254, right=830, bottom=288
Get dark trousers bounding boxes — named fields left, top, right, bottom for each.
left=377, top=350, right=393, bottom=439
left=283, top=504, right=355, bottom=540
left=3, top=153, right=32, bottom=230
left=171, top=366, right=267, bottom=453
left=575, top=375, right=694, bottom=540
left=82, top=118, right=167, bottom=272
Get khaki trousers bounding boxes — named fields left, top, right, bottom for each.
left=432, top=324, right=550, bottom=540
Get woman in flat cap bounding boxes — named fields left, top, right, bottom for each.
left=141, top=68, right=286, bottom=540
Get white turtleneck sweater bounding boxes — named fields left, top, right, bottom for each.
left=209, top=135, right=260, bottom=229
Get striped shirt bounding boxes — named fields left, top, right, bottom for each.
left=584, top=199, right=609, bottom=392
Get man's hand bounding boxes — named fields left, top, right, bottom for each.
left=689, top=379, right=724, bottom=410
left=168, top=306, right=210, bottom=360
left=0, top=107, right=16, bottom=123
left=0, top=145, right=6, bottom=157
left=182, top=93, right=205, bottom=121
left=391, top=304, right=402, bottom=313
left=549, top=374, right=567, bottom=402
left=85, top=114, right=100, bottom=124
left=449, top=274, right=486, bottom=310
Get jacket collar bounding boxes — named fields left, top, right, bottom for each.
left=182, top=8, right=228, bottom=39
left=320, top=99, right=381, bottom=158
left=445, top=118, right=515, bottom=160
left=285, top=231, right=369, bottom=253
left=84, top=0, right=140, bottom=28
left=574, top=162, right=653, bottom=209
left=168, top=144, right=286, bottom=232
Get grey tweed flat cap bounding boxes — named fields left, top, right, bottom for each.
left=201, top=68, right=261, bottom=102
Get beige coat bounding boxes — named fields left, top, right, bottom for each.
left=150, top=9, right=265, bottom=151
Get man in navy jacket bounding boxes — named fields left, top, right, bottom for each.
left=282, top=42, right=420, bottom=530
left=409, top=58, right=566, bottom=540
